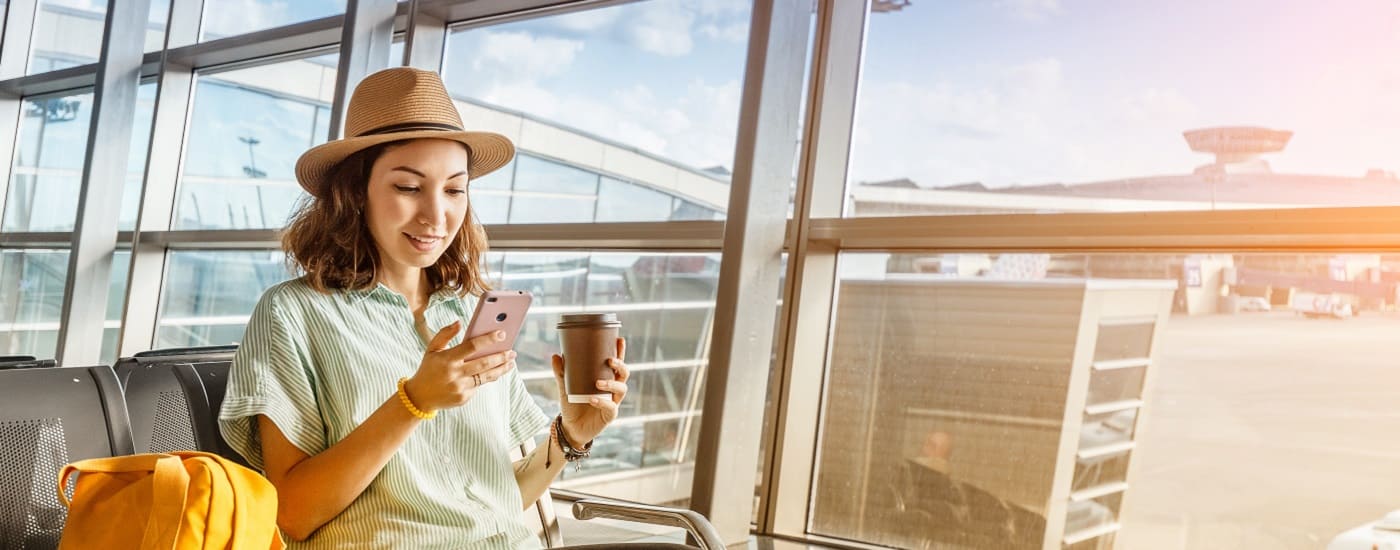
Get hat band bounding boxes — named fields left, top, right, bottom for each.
left=357, top=121, right=464, bottom=137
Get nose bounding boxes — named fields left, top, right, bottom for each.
left=417, top=194, right=447, bottom=230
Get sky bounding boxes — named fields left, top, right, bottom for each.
left=849, top=0, right=1400, bottom=188
left=33, top=0, right=1400, bottom=190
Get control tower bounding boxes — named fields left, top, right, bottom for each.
left=1184, top=126, right=1292, bottom=174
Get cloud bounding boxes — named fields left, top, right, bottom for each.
left=202, top=0, right=290, bottom=39
left=471, top=31, right=585, bottom=85
left=624, top=2, right=697, bottom=56
left=995, top=0, right=1063, bottom=20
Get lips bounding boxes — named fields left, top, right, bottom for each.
left=404, top=233, right=444, bottom=252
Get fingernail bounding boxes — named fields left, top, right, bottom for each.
left=508, top=351, right=517, bottom=359
left=590, top=397, right=601, bottom=405
left=596, top=381, right=607, bottom=389
left=495, top=330, right=505, bottom=340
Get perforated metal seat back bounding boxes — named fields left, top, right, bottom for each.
left=0, top=366, right=130, bottom=550
left=123, top=364, right=199, bottom=454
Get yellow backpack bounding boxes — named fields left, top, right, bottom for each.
left=56, top=451, right=285, bottom=550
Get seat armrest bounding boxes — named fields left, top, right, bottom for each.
left=571, top=498, right=725, bottom=550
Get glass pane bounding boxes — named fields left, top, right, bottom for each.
left=200, top=0, right=345, bottom=41
left=500, top=251, right=719, bottom=504
left=597, top=178, right=672, bottom=222
left=30, top=0, right=105, bottom=73
left=4, top=91, right=94, bottom=232
left=3, top=83, right=154, bottom=233
left=156, top=251, right=292, bottom=348
left=176, top=54, right=337, bottom=230
left=0, top=248, right=123, bottom=361
left=848, top=3, right=1400, bottom=216
left=815, top=251, right=1400, bottom=549
left=25, top=0, right=169, bottom=73
left=442, top=0, right=752, bottom=222
left=0, top=249, right=68, bottom=358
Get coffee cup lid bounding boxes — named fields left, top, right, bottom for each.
left=557, top=313, right=621, bottom=329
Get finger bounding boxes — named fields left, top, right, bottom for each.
left=445, top=329, right=506, bottom=362
left=552, top=354, right=566, bottom=396
left=595, top=380, right=628, bottom=403
left=462, top=349, right=514, bottom=375
left=587, top=395, right=620, bottom=414
left=607, top=357, right=630, bottom=384
left=427, top=320, right=462, bottom=352
left=475, top=358, right=518, bottom=385
left=616, top=337, right=626, bottom=362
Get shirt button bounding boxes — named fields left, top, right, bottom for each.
left=443, top=456, right=452, bottom=464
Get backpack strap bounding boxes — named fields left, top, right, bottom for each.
left=57, top=454, right=190, bottom=550
left=171, top=451, right=285, bottom=550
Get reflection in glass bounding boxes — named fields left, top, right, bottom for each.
left=497, top=251, right=719, bottom=503
left=0, top=249, right=128, bottom=362
left=156, top=251, right=292, bottom=348
left=816, top=251, right=1400, bottom=549
left=176, top=55, right=337, bottom=230
left=3, top=92, right=93, bottom=232
left=200, top=0, right=346, bottom=41
left=442, top=0, right=749, bottom=222
left=28, top=0, right=169, bottom=72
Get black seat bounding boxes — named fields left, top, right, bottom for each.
left=173, top=361, right=247, bottom=468
left=115, top=346, right=245, bottom=466
left=0, top=365, right=132, bottom=549
left=115, top=345, right=238, bottom=387
left=0, top=359, right=56, bottom=370
left=120, top=362, right=201, bottom=455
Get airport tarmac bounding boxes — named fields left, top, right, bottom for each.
left=1117, top=311, right=1400, bottom=549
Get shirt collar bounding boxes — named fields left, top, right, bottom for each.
left=345, top=283, right=461, bottom=310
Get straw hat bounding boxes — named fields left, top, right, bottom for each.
left=294, top=67, right=515, bottom=198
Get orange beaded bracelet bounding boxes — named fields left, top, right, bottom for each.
left=396, top=377, right=435, bottom=420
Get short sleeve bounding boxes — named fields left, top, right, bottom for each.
left=218, top=288, right=327, bottom=471
left=504, top=367, right=551, bottom=448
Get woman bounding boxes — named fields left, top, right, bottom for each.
left=218, top=67, right=629, bottom=549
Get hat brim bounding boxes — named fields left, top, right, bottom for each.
left=295, top=130, right=515, bottom=198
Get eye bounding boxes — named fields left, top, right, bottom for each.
left=446, top=188, right=467, bottom=196
left=394, top=185, right=419, bottom=193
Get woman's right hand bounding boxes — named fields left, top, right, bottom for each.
left=403, top=321, right=517, bottom=413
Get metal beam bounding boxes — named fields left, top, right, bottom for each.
left=761, top=0, right=866, bottom=537
left=0, top=0, right=40, bottom=223
left=135, top=220, right=728, bottom=251
left=328, top=0, right=399, bottom=140
left=690, top=0, right=810, bottom=544
left=807, top=206, right=1400, bottom=252
left=117, top=0, right=204, bottom=357
left=56, top=0, right=153, bottom=365
left=401, top=0, right=446, bottom=70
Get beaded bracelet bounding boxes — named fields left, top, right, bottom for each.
left=396, top=377, right=436, bottom=420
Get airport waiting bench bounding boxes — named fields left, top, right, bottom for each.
left=0, top=347, right=722, bottom=549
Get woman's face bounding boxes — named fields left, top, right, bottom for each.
left=364, top=138, right=472, bottom=273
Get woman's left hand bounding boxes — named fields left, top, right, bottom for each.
left=552, top=337, right=628, bottom=446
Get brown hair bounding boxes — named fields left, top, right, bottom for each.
left=282, top=141, right=492, bottom=296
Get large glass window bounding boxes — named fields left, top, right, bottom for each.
left=4, top=91, right=94, bottom=232
left=156, top=250, right=291, bottom=348
left=2, top=82, right=159, bottom=232
left=25, top=0, right=169, bottom=72
left=846, top=2, right=1400, bottom=217
left=812, top=251, right=1400, bottom=550
left=200, top=0, right=346, bottom=41
left=442, top=0, right=750, bottom=223
left=175, top=54, right=337, bottom=230
left=0, top=249, right=129, bottom=362
left=500, top=251, right=719, bottom=505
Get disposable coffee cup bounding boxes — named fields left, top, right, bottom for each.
left=557, top=313, right=621, bottom=404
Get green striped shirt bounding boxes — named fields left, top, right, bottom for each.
left=219, top=277, right=551, bottom=549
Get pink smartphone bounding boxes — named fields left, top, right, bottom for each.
left=462, top=289, right=533, bottom=361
